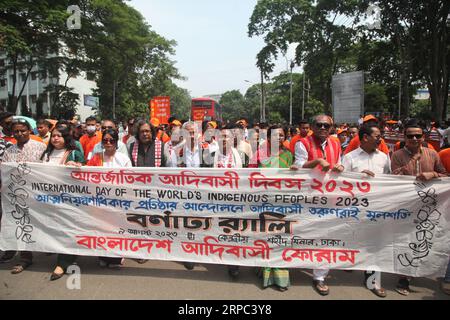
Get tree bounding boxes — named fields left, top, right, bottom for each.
left=0, top=0, right=93, bottom=114
left=248, top=0, right=360, bottom=113
left=219, top=90, right=247, bottom=122
left=364, top=83, right=388, bottom=113
left=304, top=98, right=325, bottom=121
left=359, top=0, right=449, bottom=121
left=243, top=85, right=262, bottom=124
left=265, top=72, right=304, bottom=124
left=1, top=0, right=185, bottom=121
left=85, top=0, right=182, bottom=120
left=248, top=0, right=449, bottom=121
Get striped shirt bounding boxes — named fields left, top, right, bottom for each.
left=2, top=139, right=46, bottom=163
left=391, top=147, right=447, bottom=176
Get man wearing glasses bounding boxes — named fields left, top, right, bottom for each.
left=91, top=119, right=128, bottom=156
left=391, top=119, right=447, bottom=296
left=342, top=124, right=391, bottom=298
left=291, top=114, right=344, bottom=296
left=292, top=115, right=344, bottom=173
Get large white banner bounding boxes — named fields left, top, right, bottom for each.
left=1, top=162, right=449, bottom=277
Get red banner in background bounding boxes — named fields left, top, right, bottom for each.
left=150, top=96, right=170, bottom=124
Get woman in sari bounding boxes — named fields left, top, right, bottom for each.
left=249, top=125, right=293, bottom=291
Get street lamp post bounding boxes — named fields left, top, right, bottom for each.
left=302, top=73, right=310, bottom=120
left=302, top=74, right=305, bottom=120
left=245, top=78, right=264, bottom=123
left=289, top=61, right=295, bottom=125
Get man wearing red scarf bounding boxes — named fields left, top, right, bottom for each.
left=291, top=114, right=344, bottom=296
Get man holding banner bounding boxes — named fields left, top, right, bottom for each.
left=342, top=124, right=390, bottom=297
left=0, top=137, right=12, bottom=227
left=291, top=114, right=344, bottom=296
left=0, top=118, right=46, bottom=273
left=391, top=119, right=447, bottom=296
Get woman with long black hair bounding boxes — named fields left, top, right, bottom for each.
left=40, top=125, right=85, bottom=280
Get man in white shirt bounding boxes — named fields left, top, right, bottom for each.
left=358, top=115, right=364, bottom=127
left=183, top=122, right=201, bottom=168
left=342, top=124, right=390, bottom=298
left=176, top=121, right=207, bottom=270
left=342, top=125, right=391, bottom=176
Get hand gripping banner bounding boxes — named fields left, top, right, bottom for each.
left=1, top=162, right=449, bottom=277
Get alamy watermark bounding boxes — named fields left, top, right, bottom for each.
left=66, top=265, right=81, bottom=290
left=365, top=265, right=381, bottom=290
left=67, top=5, right=81, bottom=30
left=365, top=4, right=382, bottom=30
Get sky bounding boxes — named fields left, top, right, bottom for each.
left=129, top=0, right=299, bottom=98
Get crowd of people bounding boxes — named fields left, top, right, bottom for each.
left=0, top=110, right=449, bottom=298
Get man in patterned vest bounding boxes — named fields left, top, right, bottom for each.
left=128, top=119, right=166, bottom=168
left=291, top=114, right=344, bottom=296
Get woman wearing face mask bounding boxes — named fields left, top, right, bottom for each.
left=40, top=125, right=85, bottom=280
left=87, top=128, right=131, bottom=268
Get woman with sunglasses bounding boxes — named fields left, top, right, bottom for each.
left=40, top=125, right=85, bottom=280
left=87, top=128, right=131, bottom=168
left=87, top=128, right=131, bottom=268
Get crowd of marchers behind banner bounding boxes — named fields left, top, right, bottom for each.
left=0, top=110, right=449, bottom=298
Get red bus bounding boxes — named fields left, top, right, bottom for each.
left=191, top=97, right=222, bottom=122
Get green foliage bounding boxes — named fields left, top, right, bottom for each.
left=220, top=90, right=247, bottom=122
left=248, top=0, right=360, bottom=111
left=248, top=0, right=450, bottom=121
left=410, top=99, right=432, bottom=120
left=267, top=111, right=284, bottom=124
left=85, top=0, right=183, bottom=120
left=1, top=0, right=187, bottom=121
left=303, top=98, right=325, bottom=121
left=364, top=83, right=388, bottom=113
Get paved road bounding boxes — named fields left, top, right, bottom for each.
left=0, top=252, right=449, bottom=300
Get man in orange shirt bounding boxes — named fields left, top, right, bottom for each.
left=36, top=119, right=52, bottom=144
left=289, top=119, right=312, bottom=154
left=438, top=148, right=450, bottom=173
left=344, top=115, right=389, bottom=155
left=79, top=116, right=101, bottom=160
left=151, top=118, right=170, bottom=143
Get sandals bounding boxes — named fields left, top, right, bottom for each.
left=313, top=280, right=329, bottom=296
left=396, top=278, right=411, bottom=296
left=183, top=262, right=195, bottom=270
left=370, top=287, right=387, bottom=298
left=441, top=281, right=450, bottom=296
left=11, top=261, right=32, bottom=274
left=50, top=266, right=65, bottom=281
left=276, top=286, right=288, bottom=292
left=395, top=286, right=410, bottom=296
left=135, top=259, right=147, bottom=264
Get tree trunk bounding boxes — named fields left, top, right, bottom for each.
left=15, top=58, right=34, bottom=115
left=7, top=54, right=18, bottom=113
left=426, top=0, right=448, bottom=122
